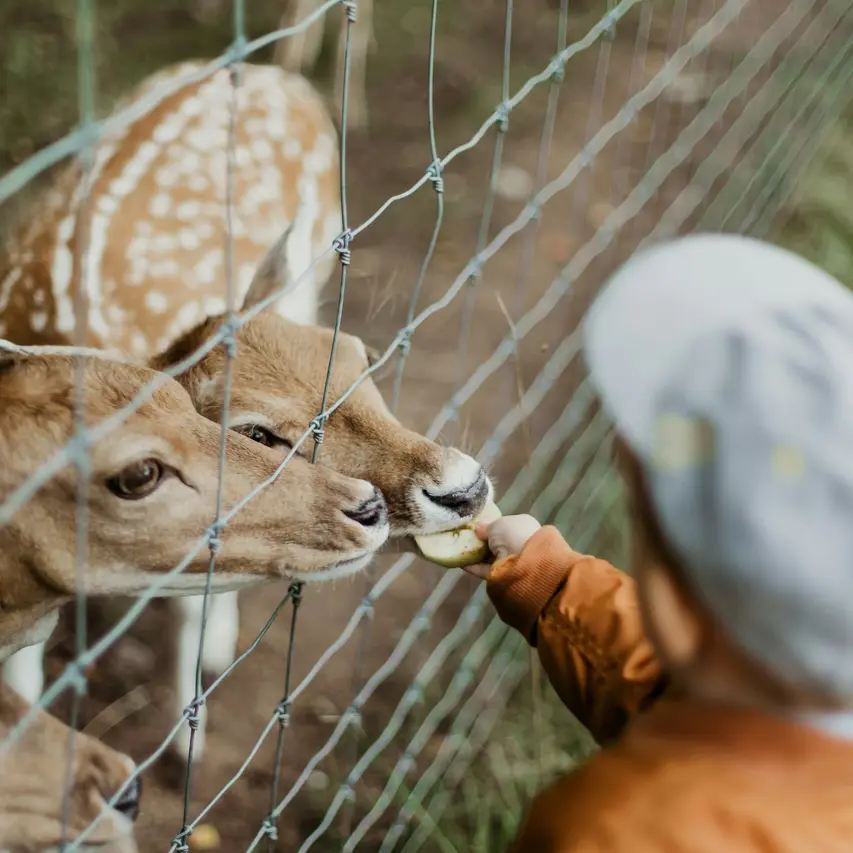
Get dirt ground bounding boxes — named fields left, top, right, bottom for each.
left=3, top=0, right=814, bottom=850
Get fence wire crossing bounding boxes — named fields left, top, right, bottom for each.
left=0, top=0, right=850, bottom=851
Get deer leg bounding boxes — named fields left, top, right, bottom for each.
left=201, top=592, right=240, bottom=675
left=172, top=596, right=210, bottom=760
left=170, top=592, right=241, bottom=761
left=1, top=642, right=46, bottom=704
left=334, top=0, right=372, bottom=130
left=276, top=0, right=326, bottom=75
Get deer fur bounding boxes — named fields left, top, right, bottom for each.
left=0, top=350, right=389, bottom=665
left=145, top=258, right=492, bottom=761
left=0, top=683, right=141, bottom=853
left=0, top=62, right=341, bottom=355
left=0, top=55, right=486, bottom=762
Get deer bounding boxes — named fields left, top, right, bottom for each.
left=0, top=348, right=389, bottom=674
left=0, top=58, right=491, bottom=763
left=189, top=0, right=374, bottom=130
left=0, top=682, right=142, bottom=853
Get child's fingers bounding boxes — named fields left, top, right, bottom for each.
left=460, top=562, right=491, bottom=581
left=475, top=519, right=494, bottom=540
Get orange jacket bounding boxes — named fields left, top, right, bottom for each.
left=487, top=526, right=853, bottom=852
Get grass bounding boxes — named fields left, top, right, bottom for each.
left=771, top=113, right=853, bottom=289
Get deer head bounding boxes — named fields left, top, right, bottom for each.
left=0, top=684, right=141, bottom=853
left=0, top=350, right=389, bottom=658
left=151, top=235, right=493, bottom=539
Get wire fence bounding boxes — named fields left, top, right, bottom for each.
left=1, top=0, right=852, bottom=850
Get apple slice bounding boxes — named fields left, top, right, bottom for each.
left=414, top=501, right=503, bottom=568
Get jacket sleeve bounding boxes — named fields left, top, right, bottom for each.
left=487, top=526, right=668, bottom=744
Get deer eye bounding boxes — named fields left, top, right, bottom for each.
left=107, top=459, right=165, bottom=500
left=233, top=423, right=292, bottom=450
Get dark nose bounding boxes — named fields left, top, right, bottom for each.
left=344, top=486, right=388, bottom=528
left=424, top=469, right=489, bottom=517
left=113, top=775, right=142, bottom=822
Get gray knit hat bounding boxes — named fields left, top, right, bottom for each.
left=583, top=233, right=853, bottom=696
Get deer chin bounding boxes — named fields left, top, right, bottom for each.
left=289, top=550, right=380, bottom=583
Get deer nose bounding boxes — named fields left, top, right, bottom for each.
left=113, top=775, right=142, bottom=823
left=423, top=469, right=489, bottom=517
left=344, top=486, right=388, bottom=528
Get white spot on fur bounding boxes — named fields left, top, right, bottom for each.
left=145, top=291, right=168, bottom=313
left=251, top=138, right=274, bottom=161
left=193, top=250, right=221, bottom=286
left=150, top=194, right=171, bottom=217
left=203, top=296, right=226, bottom=315
left=97, top=194, right=119, bottom=214
left=178, top=229, right=201, bottom=251
left=189, top=173, right=209, bottom=192
left=155, top=167, right=180, bottom=188
left=176, top=201, right=202, bottom=221
left=175, top=301, right=200, bottom=331
left=52, top=215, right=76, bottom=334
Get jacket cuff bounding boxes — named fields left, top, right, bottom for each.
left=486, top=526, right=579, bottom=645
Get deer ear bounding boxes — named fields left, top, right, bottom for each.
left=240, top=221, right=295, bottom=314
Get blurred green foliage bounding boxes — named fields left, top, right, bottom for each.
left=772, top=115, right=853, bottom=290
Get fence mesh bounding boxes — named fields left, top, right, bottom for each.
left=1, top=0, right=852, bottom=850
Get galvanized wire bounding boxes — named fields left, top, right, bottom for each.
left=59, top=0, right=97, bottom=849
left=0, top=1, right=820, bottom=766
left=1, top=1, right=850, bottom=851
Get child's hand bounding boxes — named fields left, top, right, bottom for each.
left=463, top=514, right=542, bottom=580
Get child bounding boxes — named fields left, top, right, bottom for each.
left=467, top=233, right=853, bottom=852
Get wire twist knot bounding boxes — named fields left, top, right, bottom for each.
left=426, top=161, right=444, bottom=194
left=68, top=663, right=88, bottom=697
left=275, top=700, right=291, bottom=726
left=496, top=102, right=510, bottom=133
left=261, top=818, right=279, bottom=841
left=206, top=521, right=224, bottom=555
left=219, top=315, right=241, bottom=359
left=173, top=827, right=192, bottom=853
left=467, top=257, right=483, bottom=283
left=551, top=61, right=566, bottom=84
left=334, top=230, right=353, bottom=266
left=310, top=415, right=327, bottom=446
left=289, top=580, right=304, bottom=607
left=184, top=699, right=205, bottom=730
left=397, top=326, right=414, bottom=357
left=342, top=0, right=357, bottom=23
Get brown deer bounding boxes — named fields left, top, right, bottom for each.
left=0, top=60, right=341, bottom=354
left=0, top=59, right=490, bottom=762
left=0, top=683, right=142, bottom=853
left=0, top=349, right=388, bottom=666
